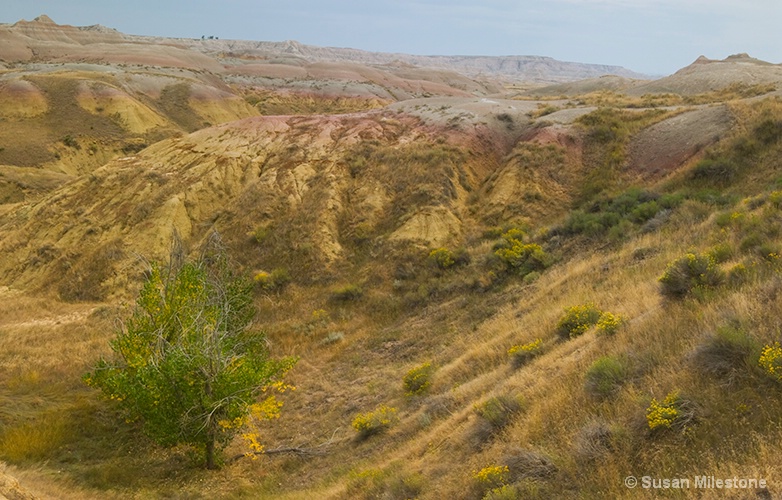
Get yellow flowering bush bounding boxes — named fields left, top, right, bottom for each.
left=493, top=229, right=551, bottom=276
left=508, top=338, right=543, bottom=368
left=352, top=405, right=398, bottom=438
left=311, top=308, right=330, bottom=323
left=429, top=247, right=455, bottom=269
left=658, top=252, right=724, bottom=298
left=556, top=303, right=602, bottom=339
left=646, top=391, right=681, bottom=431
left=759, top=342, right=782, bottom=382
left=769, top=190, right=782, bottom=209
left=472, top=465, right=509, bottom=490
left=596, top=311, right=624, bottom=336
left=403, top=362, right=434, bottom=396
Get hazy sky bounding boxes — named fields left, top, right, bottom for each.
left=4, top=0, right=780, bottom=75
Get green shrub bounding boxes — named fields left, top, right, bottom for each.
left=692, top=326, right=759, bottom=383
left=658, top=252, right=724, bottom=299
left=727, top=262, right=753, bottom=287
left=561, top=188, right=671, bottom=239
left=250, top=225, right=270, bottom=244
left=428, top=247, right=469, bottom=270
left=562, top=210, right=623, bottom=237
left=482, top=226, right=507, bottom=240
left=330, top=283, right=364, bottom=302
left=402, top=362, right=434, bottom=396
left=346, top=467, right=425, bottom=500
left=62, top=134, right=80, bottom=149
left=482, top=484, right=519, bottom=500
left=585, top=356, right=627, bottom=398
left=522, top=271, right=541, bottom=284
left=689, top=158, right=736, bottom=185
left=754, top=118, right=782, bottom=145
left=474, top=395, right=523, bottom=431
left=768, top=190, right=782, bottom=209
left=739, top=232, right=765, bottom=252
left=346, top=469, right=386, bottom=498
left=708, top=242, right=734, bottom=263
left=253, top=267, right=290, bottom=291
left=352, top=405, right=398, bottom=439
left=556, top=303, right=602, bottom=339
left=757, top=243, right=781, bottom=262
left=629, top=200, right=660, bottom=224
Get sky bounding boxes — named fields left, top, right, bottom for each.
left=3, top=0, right=781, bottom=76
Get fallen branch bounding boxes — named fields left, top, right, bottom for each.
left=229, top=428, right=342, bottom=463
left=230, top=446, right=324, bottom=462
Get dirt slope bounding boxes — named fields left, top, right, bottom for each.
left=626, top=104, right=734, bottom=179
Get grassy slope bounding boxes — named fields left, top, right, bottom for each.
left=1, top=96, right=782, bottom=499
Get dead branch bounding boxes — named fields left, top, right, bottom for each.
left=228, top=428, right=343, bottom=463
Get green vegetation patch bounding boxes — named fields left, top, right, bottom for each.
left=576, top=107, right=672, bottom=200
left=560, top=187, right=683, bottom=241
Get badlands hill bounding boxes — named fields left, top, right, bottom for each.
left=0, top=16, right=498, bottom=175
left=1, top=14, right=782, bottom=500
left=525, top=53, right=782, bottom=97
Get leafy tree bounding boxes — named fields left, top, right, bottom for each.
left=85, top=240, right=296, bottom=469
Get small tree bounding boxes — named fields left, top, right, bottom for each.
left=85, top=239, right=296, bottom=469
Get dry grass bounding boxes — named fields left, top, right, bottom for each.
left=1, top=94, right=781, bottom=498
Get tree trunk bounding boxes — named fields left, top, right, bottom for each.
left=204, top=377, right=217, bottom=469
left=205, top=437, right=217, bottom=469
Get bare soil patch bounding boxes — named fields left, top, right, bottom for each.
left=626, top=105, right=734, bottom=179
